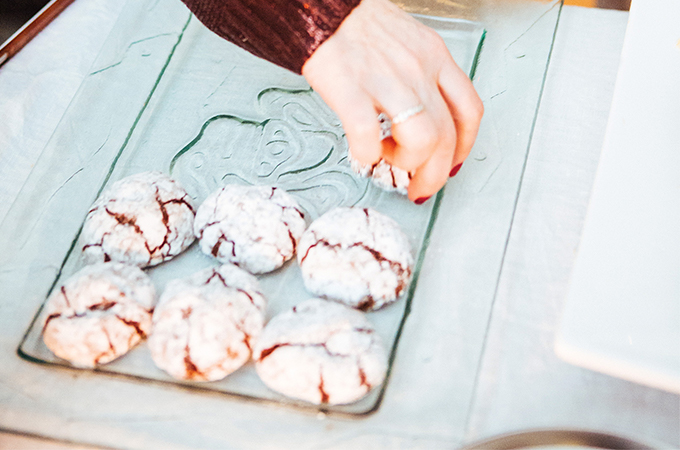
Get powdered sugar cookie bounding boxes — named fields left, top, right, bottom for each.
left=82, top=171, right=195, bottom=267
left=347, top=113, right=412, bottom=195
left=42, top=263, right=156, bottom=368
left=254, top=298, right=387, bottom=405
left=149, top=264, right=266, bottom=381
left=349, top=154, right=411, bottom=195
left=297, top=207, right=414, bottom=311
left=194, top=185, right=306, bottom=274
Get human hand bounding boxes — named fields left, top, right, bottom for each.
left=302, top=0, right=483, bottom=203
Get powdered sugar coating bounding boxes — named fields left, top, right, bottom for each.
left=347, top=113, right=412, bottom=195
left=349, top=155, right=411, bottom=195
left=194, top=185, right=306, bottom=274
left=81, top=171, right=196, bottom=267
left=149, top=264, right=266, bottom=381
left=297, top=207, right=414, bottom=311
left=254, top=298, right=387, bottom=405
left=42, top=263, right=156, bottom=368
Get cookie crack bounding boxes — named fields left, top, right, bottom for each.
left=205, top=271, right=259, bottom=307
left=357, top=364, right=372, bottom=391
left=289, top=206, right=305, bottom=220
left=183, top=345, right=205, bottom=380
left=60, top=286, right=72, bottom=309
left=356, top=296, right=376, bottom=311
left=115, top=315, right=146, bottom=338
left=258, top=343, right=287, bottom=360
left=105, top=207, right=154, bottom=263
left=205, top=270, right=228, bottom=286
left=88, top=301, right=117, bottom=311
left=389, top=167, right=397, bottom=188
left=258, top=341, right=351, bottom=362
left=105, top=207, right=143, bottom=235
left=162, top=195, right=195, bottom=214
left=232, top=321, right=252, bottom=352
left=148, top=188, right=173, bottom=258
left=280, top=202, right=304, bottom=220
left=211, top=233, right=237, bottom=259
left=199, top=221, right=220, bottom=239
left=349, top=242, right=410, bottom=296
left=319, top=373, right=329, bottom=404
left=353, top=327, right=375, bottom=334
left=237, top=289, right=257, bottom=306
left=286, top=229, right=297, bottom=254
left=299, top=236, right=326, bottom=265
left=43, top=313, right=62, bottom=332
left=301, top=237, right=409, bottom=298
left=82, top=232, right=111, bottom=262
left=95, top=327, right=116, bottom=365
left=181, top=308, right=206, bottom=380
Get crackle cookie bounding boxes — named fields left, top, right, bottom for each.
left=349, top=154, right=411, bottom=195
left=297, top=207, right=414, bottom=311
left=42, top=263, right=156, bottom=368
left=149, top=264, right=266, bottom=381
left=347, top=113, right=412, bottom=195
left=194, top=185, right=306, bottom=274
left=254, top=298, right=387, bottom=405
left=81, top=171, right=196, bottom=267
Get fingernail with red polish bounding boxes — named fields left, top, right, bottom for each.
left=449, top=163, right=463, bottom=178
left=415, top=196, right=430, bottom=205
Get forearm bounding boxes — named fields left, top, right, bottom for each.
left=181, top=0, right=362, bottom=74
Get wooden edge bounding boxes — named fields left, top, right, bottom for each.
left=0, top=0, right=76, bottom=67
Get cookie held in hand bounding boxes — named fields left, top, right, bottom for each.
left=347, top=113, right=413, bottom=195
left=349, top=153, right=411, bottom=196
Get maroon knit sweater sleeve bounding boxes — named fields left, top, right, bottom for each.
left=181, top=0, right=362, bottom=74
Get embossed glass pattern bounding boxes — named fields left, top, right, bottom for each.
left=13, top=0, right=484, bottom=415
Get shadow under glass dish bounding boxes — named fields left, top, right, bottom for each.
left=10, top=0, right=484, bottom=416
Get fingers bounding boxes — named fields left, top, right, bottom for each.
left=388, top=110, right=442, bottom=173
left=392, top=58, right=483, bottom=201
left=401, top=93, right=458, bottom=201
left=371, top=63, right=459, bottom=200
left=311, top=61, right=482, bottom=204
left=438, top=59, right=484, bottom=167
left=407, top=143, right=455, bottom=202
left=309, top=74, right=383, bottom=167
left=368, top=74, right=436, bottom=172
left=301, top=0, right=484, bottom=204
left=339, top=94, right=383, bottom=167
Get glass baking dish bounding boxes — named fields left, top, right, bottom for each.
left=8, top=0, right=484, bottom=416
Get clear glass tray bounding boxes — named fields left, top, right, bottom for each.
left=11, top=0, right=484, bottom=416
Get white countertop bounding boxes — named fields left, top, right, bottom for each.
left=0, top=1, right=677, bottom=448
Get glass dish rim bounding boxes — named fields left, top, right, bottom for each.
left=14, top=9, right=487, bottom=418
